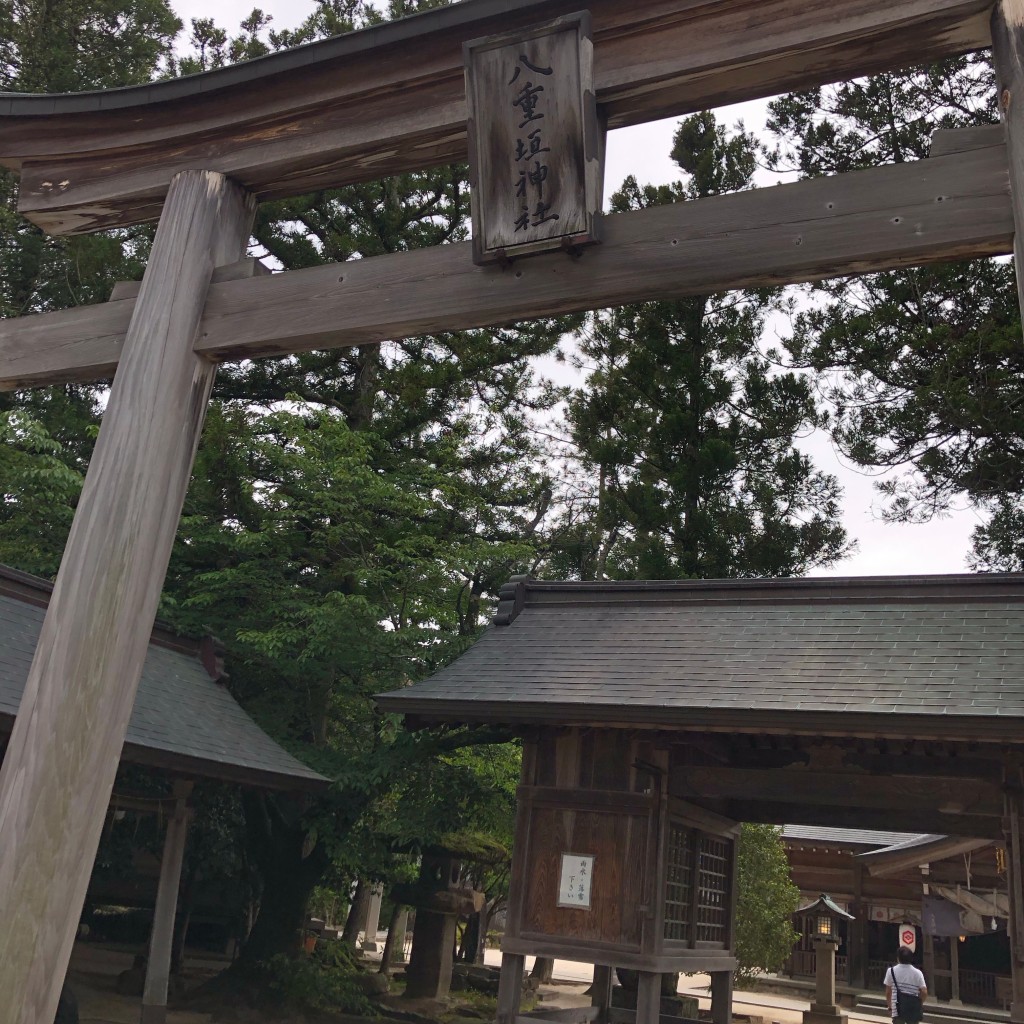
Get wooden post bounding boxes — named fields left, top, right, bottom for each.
left=591, top=964, right=614, bottom=1024
left=636, top=971, right=661, bottom=1024
left=496, top=952, right=525, bottom=1024
left=992, top=0, right=1024, bottom=329
left=849, top=863, right=868, bottom=990
left=710, top=970, right=733, bottom=1024
left=949, top=936, right=962, bottom=1006
left=0, top=169, right=254, bottom=1024
left=1004, top=775, right=1024, bottom=1023
left=141, top=782, right=193, bottom=1024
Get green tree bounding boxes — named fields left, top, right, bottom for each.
left=766, top=56, right=1024, bottom=567
left=554, top=112, right=850, bottom=581
left=735, top=824, right=799, bottom=983
left=0, top=0, right=178, bottom=559
left=155, top=0, right=569, bottom=969
left=2, top=0, right=547, bottom=975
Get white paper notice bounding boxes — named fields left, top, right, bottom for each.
left=557, top=853, right=594, bottom=909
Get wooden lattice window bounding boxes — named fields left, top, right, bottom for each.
left=696, top=834, right=730, bottom=944
left=663, top=822, right=693, bottom=941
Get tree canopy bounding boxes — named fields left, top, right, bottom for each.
left=552, top=112, right=850, bottom=580
left=767, top=55, right=1024, bottom=569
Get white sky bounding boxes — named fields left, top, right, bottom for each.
left=168, top=0, right=983, bottom=577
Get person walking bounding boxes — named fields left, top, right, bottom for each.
left=884, top=946, right=927, bottom=1024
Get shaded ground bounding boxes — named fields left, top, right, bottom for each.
left=68, top=943, right=895, bottom=1024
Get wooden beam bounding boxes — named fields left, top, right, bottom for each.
left=0, top=131, right=1011, bottom=390
left=0, top=170, right=254, bottom=1024
left=0, top=0, right=993, bottom=234
left=141, top=782, right=192, bottom=1024
left=861, top=837, right=992, bottom=876
left=712, top=799, right=1004, bottom=839
left=672, top=765, right=1005, bottom=817
left=992, top=1, right=1024, bottom=335
left=0, top=257, right=269, bottom=390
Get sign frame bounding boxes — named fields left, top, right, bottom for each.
left=463, top=11, right=602, bottom=265
left=556, top=851, right=595, bottom=909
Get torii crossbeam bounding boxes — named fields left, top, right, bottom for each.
left=2, top=1, right=1024, bottom=1020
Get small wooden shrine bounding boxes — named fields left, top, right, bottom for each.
left=378, top=574, right=1024, bottom=1024
left=499, top=728, right=740, bottom=1024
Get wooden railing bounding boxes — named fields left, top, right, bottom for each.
left=786, top=956, right=1009, bottom=1009
left=788, top=950, right=816, bottom=978
left=786, top=951, right=849, bottom=983
left=867, top=961, right=889, bottom=990
left=958, top=969, right=1011, bottom=1008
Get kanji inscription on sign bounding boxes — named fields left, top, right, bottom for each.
left=464, top=12, right=601, bottom=265
left=557, top=852, right=594, bottom=909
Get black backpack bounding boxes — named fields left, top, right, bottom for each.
left=892, top=965, right=923, bottom=1024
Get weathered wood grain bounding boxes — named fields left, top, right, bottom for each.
left=992, top=6, right=1024, bottom=332
left=0, top=0, right=992, bottom=234
left=0, top=136, right=1012, bottom=391
left=716, top=799, right=1003, bottom=839
left=673, top=765, right=1004, bottom=816
left=141, top=783, right=192, bottom=1024
left=0, top=258, right=268, bottom=389
left=465, top=13, right=601, bottom=262
left=501, top=933, right=736, bottom=972
left=0, top=170, right=253, bottom=1024
left=497, top=953, right=526, bottom=1024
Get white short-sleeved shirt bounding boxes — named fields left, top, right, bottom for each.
left=884, top=963, right=926, bottom=1018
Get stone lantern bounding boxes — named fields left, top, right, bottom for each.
left=799, top=894, right=855, bottom=1024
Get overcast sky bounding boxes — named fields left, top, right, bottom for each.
left=167, top=0, right=982, bottom=578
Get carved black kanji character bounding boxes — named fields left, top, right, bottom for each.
left=508, top=54, right=554, bottom=85
left=511, top=81, right=545, bottom=128
left=527, top=160, right=549, bottom=198
left=531, top=200, right=559, bottom=227
left=514, top=129, right=551, bottom=162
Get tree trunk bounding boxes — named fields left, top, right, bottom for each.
left=379, top=903, right=404, bottom=976
left=341, top=881, right=370, bottom=948
left=459, top=913, right=479, bottom=962
left=475, top=905, right=491, bottom=964
left=531, top=957, right=554, bottom=984
left=237, top=792, right=328, bottom=965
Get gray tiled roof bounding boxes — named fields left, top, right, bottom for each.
left=377, top=574, right=1024, bottom=741
left=0, top=580, right=327, bottom=791
left=782, top=825, right=925, bottom=848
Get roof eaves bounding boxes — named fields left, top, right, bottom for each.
left=373, top=695, right=1024, bottom=744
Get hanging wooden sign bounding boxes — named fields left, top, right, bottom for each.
left=464, top=11, right=601, bottom=265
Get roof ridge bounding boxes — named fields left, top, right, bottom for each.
left=514, top=573, right=1024, bottom=605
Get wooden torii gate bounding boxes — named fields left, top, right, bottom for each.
left=1, top=0, right=1023, bottom=1019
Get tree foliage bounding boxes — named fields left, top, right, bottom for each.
left=735, top=824, right=799, bottom=983
left=767, top=57, right=1024, bottom=567
left=553, top=112, right=850, bottom=580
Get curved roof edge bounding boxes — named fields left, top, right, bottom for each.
left=0, top=0, right=549, bottom=116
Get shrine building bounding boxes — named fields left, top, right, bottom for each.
left=377, top=573, right=1024, bottom=1024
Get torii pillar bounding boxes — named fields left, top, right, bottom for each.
left=0, top=170, right=254, bottom=1024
